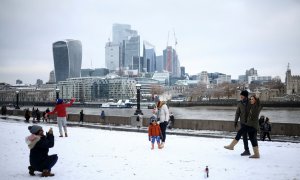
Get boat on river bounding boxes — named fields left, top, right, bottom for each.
left=101, top=99, right=133, bottom=108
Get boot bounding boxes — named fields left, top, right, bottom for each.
left=224, top=139, right=238, bottom=150
left=241, top=150, right=251, bottom=156
left=249, top=146, right=260, bottom=158
left=65, top=132, right=68, bottom=137
left=151, top=143, right=154, bottom=150
left=28, top=166, right=35, bottom=176
left=158, top=142, right=162, bottom=149
left=41, top=169, right=55, bottom=177
left=160, top=142, right=164, bottom=148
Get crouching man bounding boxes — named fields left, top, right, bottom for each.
left=26, top=125, right=58, bottom=177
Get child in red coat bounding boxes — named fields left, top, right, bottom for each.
left=47, top=98, right=75, bottom=137
left=148, top=117, right=162, bottom=150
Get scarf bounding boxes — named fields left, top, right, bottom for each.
left=25, top=134, right=41, bottom=149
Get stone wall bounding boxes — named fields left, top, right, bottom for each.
left=2, top=109, right=300, bottom=136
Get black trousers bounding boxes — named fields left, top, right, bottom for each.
left=240, top=123, right=249, bottom=151
left=235, top=125, right=258, bottom=147
left=159, top=121, right=168, bottom=143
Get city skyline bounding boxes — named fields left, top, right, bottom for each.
left=0, top=0, right=300, bottom=85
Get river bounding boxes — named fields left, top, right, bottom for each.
left=20, top=106, right=300, bottom=124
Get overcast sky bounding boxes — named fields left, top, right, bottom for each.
left=0, top=0, right=299, bottom=85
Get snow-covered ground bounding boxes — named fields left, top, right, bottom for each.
left=1, top=119, right=300, bottom=180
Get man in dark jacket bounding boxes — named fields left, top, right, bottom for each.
left=234, top=90, right=251, bottom=156
left=26, top=125, right=58, bottom=177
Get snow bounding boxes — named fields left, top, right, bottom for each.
left=1, top=119, right=300, bottom=180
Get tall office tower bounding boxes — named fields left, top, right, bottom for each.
left=180, top=66, right=185, bottom=78
left=112, top=23, right=137, bottom=44
left=52, top=39, right=82, bottom=82
left=123, top=35, right=140, bottom=70
left=110, top=23, right=140, bottom=71
left=156, top=55, right=163, bottom=72
left=163, top=46, right=180, bottom=77
left=105, top=41, right=120, bottom=71
left=143, top=41, right=156, bottom=73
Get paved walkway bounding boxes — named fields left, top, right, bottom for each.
left=1, top=115, right=299, bottom=143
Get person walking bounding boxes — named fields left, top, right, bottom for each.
left=233, top=90, right=251, bottom=156
left=36, top=108, right=41, bottom=122
left=148, top=117, right=162, bottom=150
left=154, top=96, right=169, bottom=148
left=46, top=98, right=75, bottom=137
left=262, top=117, right=272, bottom=141
left=25, top=108, right=31, bottom=123
left=26, top=125, right=58, bottom=177
left=258, top=115, right=265, bottom=140
left=79, top=109, right=84, bottom=124
left=224, top=95, right=262, bottom=158
left=100, top=110, right=105, bottom=124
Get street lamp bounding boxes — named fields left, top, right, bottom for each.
left=134, top=84, right=142, bottom=115
left=15, top=90, right=20, bottom=109
left=56, top=88, right=60, bottom=99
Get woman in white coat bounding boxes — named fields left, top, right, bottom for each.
left=155, top=96, right=170, bottom=148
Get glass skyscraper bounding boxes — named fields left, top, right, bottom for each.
left=53, top=39, right=82, bottom=82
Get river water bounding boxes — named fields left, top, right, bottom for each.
left=21, top=106, right=300, bottom=124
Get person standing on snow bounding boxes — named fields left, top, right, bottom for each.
left=154, top=96, right=169, bottom=148
left=26, top=125, right=58, bottom=177
left=262, top=117, right=272, bottom=141
left=46, top=98, right=75, bottom=137
left=79, top=109, right=84, bottom=124
left=148, top=117, right=162, bottom=150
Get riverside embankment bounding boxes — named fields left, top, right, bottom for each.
left=2, top=108, right=300, bottom=137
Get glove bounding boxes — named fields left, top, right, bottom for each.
left=48, top=128, right=53, bottom=134
left=234, top=122, right=238, bottom=129
left=148, top=136, right=151, bottom=141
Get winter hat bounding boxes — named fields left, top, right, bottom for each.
left=240, top=90, right=249, bottom=97
left=154, top=96, right=160, bottom=103
left=56, top=98, right=63, bottom=104
left=150, top=116, right=157, bottom=122
left=28, top=125, right=42, bottom=134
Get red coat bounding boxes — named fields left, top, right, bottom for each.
left=48, top=99, right=75, bottom=117
left=148, top=124, right=161, bottom=136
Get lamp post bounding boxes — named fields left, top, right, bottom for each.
left=15, top=90, right=20, bottom=109
left=56, top=88, right=60, bottom=99
left=134, top=84, right=142, bottom=115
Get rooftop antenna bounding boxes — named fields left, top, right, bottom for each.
left=166, top=31, right=170, bottom=47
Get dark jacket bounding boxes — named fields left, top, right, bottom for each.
left=80, top=111, right=84, bottom=121
left=246, top=103, right=262, bottom=130
left=263, top=122, right=272, bottom=132
left=30, top=133, right=55, bottom=171
left=25, top=109, right=31, bottom=120
left=234, top=99, right=249, bottom=124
